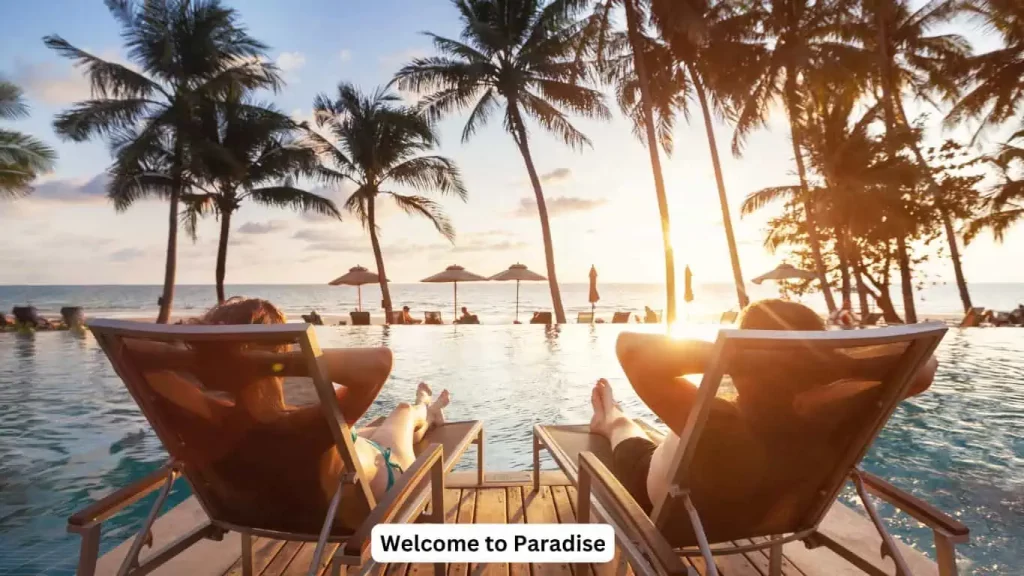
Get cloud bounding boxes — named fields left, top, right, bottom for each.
left=14, top=49, right=131, bottom=105
left=513, top=196, right=607, bottom=218
left=540, top=168, right=572, bottom=183
left=29, top=173, right=109, bottom=203
left=378, top=48, right=428, bottom=69
left=452, top=240, right=529, bottom=253
left=276, top=51, right=306, bottom=73
left=238, top=220, right=287, bottom=235
left=109, top=247, right=147, bottom=262
left=293, top=228, right=338, bottom=242
left=306, top=238, right=367, bottom=253
left=339, top=49, right=353, bottom=63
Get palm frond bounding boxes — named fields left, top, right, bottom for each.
left=740, top=185, right=802, bottom=216
left=0, top=80, right=29, bottom=120
left=246, top=185, right=342, bottom=219
left=53, top=98, right=158, bottom=142
left=43, top=35, right=161, bottom=99
left=382, top=155, right=468, bottom=201
left=519, top=90, right=591, bottom=150
left=384, top=191, right=455, bottom=242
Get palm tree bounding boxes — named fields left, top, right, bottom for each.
left=860, top=0, right=973, bottom=316
left=45, top=0, right=280, bottom=323
left=1, top=79, right=56, bottom=198
left=966, top=132, right=1024, bottom=241
left=187, top=95, right=341, bottom=303
left=308, top=83, right=467, bottom=323
left=394, top=0, right=610, bottom=325
left=946, top=0, right=1024, bottom=137
left=732, top=0, right=867, bottom=314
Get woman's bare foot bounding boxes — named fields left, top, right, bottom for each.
left=589, top=379, right=625, bottom=437
left=589, top=380, right=606, bottom=434
left=416, top=382, right=432, bottom=405
left=427, top=389, right=449, bottom=427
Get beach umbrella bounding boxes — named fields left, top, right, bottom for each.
left=422, top=265, right=488, bottom=319
left=684, top=265, right=694, bottom=303
left=588, top=265, right=600, bottom=319
left=490, top=263, right=546, bottom=322
left=751, top=263, right=816, bottom=285
left=328, top=265, right=384, bottom=311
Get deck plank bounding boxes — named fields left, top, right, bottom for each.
left=407, top=488, right=463, bottom=576
left=278, top=543, right=340, bottom=576
left=565, top=486, right=632, bottom=576
left=221, top=537, right=287, bottom=576
left=524, top=486, right=573, bottom=576
left=506, top=487, right=529, bottom=576
left=260, top=541, right=304, bottom=576
left=550, top=486, right=594, bottom=576
left=743, top=538, right=806, bottom=576
left=449, top=489, right=479, bottom=576
left=472, top=488, right=510, bottom=576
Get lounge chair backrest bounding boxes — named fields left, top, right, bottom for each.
left=425, top=311, right=442, bottom=324
left=350, top=311, right=370, bottom=326
left=959, top=307, right=985, bottom=328
left=578, top=312, right=594, bottom=324
left=87, top=320, right=377, bottom=538
left=611, top=311, right=631, bottom=323
left=861, top=312, right=882, bottom=326
left=652, top=323, right=947, bottom=546
left=531, top=312, right=552, bottom=324
left=391, top=311, right=406, bottom=325
left=719, top=311, right=738, bottom=324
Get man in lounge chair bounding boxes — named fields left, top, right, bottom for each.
left=169, top=297, right=450, bottom=503
left=586, top=299, right=940, bottom=515
left=401, top=305, right=423, bottom=324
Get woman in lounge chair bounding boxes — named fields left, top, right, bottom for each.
left=587, top=299, right=939, bottom=517
left=168, top=297, right=450, bottom=505
left=401, top=306, right=423, bottom=324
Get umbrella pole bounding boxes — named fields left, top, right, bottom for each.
left=357, top=285, right=362, bottom=311
left=591, top=302, right=595, bottom=322
left=516, top=280, right=520, bottom=322
left=454, top=281, right=458, bottom=321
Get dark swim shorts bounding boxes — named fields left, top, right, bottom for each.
left=611, top=436, right=657, bottom=513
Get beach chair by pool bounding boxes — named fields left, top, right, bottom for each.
left=719, top=310, right=738, bottom=324
left=75, top=320, right=483, bottom=576
left=390, top=311, right=405, bottom=325
left=861, top=312, right=883, bottom=326
left=611, top=311, right=631, bottom=324
left=531, top=312, right=553, bottom=324
left=959, top=307, right=985, bottom=328
left=578, top=312, right=595, bottom=324
left=424, top=311, right=443, bottom=325
left=534, top=323, right=967, bottom=576
left=349, top=311, right=370, bottom=326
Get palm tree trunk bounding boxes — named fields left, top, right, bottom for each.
left=156, top=140, right=183, bottom=324
left=894, top=100, right=973, bottom=312
left=691, top=65, right=748, bottom=309
left=625, top=0, right=677, bottom=325
left=784, top=79, right=836, bottom=313
left=215, top=208, right=231, bottom=304
left=838, top=233, right=852, bottom=304
left=509, top=104, right=566, bottom=324
left=854, top=265, right=871, bottom=317
left=368, top=196, right=393, bottom=323
left=896, top=235, right=917, bottom=323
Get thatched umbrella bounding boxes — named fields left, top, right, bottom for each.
left=751, top=263, right=816, bottom=285
left=422, top=265, right=488, bottom=319
left=328, top=265, right=384, bottom=311
left=490, top=263, right=546, bottom=322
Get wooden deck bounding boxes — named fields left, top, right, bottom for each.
left=90, top=472, right=940, bottom=576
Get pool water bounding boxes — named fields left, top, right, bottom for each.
left=0, top=325, right=1021, bottom=575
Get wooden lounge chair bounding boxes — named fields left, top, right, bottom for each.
left=719, top=311, right=738, bottom=325
left=578, top=312, right=595, bottom=324
left=645, top=309, right=663, bottom=323
left=531, top=312, right=553, bottom=324
left=424, top=311, right=443, bottom=325
left=611, top=311, right=632, bottom=324
left=861, top=312, right=883, bottom=327
left=534, top=323, right=968, bottom=576
left=74, top=320, right=483, bottom=576
left=390, top=311, right=406, bottom=325
left=959, top=307, right=985, bottom=328
left=349, top=311, right=370, bottom=326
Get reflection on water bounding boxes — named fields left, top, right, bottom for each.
left=0, top=325, right=1022, bottom=574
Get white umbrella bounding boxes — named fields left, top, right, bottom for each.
left=328, top=265, right=384, bottom=311
left=751, top=263, right=817, bottom=285
left=421, top=265, right=488, bottom=319
left=489, top=263, right=546, bottom=322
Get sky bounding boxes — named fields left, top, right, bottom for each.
left=1, top=0, right=1021, bottom=286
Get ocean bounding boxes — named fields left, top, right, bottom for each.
left=2, top=282, right=1023, bottom=323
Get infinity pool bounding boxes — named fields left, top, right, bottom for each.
left=0, top=325, right=1021, bottom=575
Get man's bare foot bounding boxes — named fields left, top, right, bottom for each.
left=427, top=389, right=449, bottom=427
left=416, top=382, right=432, bottom=405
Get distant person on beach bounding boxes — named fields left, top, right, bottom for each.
left=457, top=306, right=478, bottom=324
left=585, top=299, right=939, bottom=519
left=401, top=305, right=422, bottom=324
left=148, top=297, right=451, bottom=519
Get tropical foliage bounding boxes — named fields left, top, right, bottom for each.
left=394, top=0, right=609, bottom=324
left=308, top=82, right=466, bottom=322
left=0, top=80, right=56, bottom=199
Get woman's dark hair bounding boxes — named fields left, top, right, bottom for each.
left=200, top=297, right=287, bottom=325
left=738, top=299, right=825, bottom=331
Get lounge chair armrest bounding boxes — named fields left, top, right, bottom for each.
left=344, top=443, right=445, bottom=557
left=856, top=470, right=969, bottom=542
left=68, top=463, right=177, bottom=530
left=578, top=452, right=690, bottom=576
